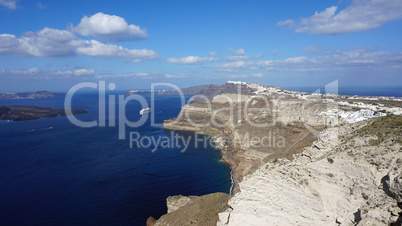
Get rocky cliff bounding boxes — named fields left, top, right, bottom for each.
left=164, top=91, right=330, bottom=185
left=218, top=115, right=402, bottom=225
left=153, top=82, right=402, bottom=225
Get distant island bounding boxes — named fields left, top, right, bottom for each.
left=125, top=84, right=211, bottom=96
left=0, top=105, right=87, bottom=121
left=0, top=91, right=65, bottom=100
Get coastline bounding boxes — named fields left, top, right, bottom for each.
left=163, top=128, right=238, bottom=195
left=150, top=82, right=402, bottom=225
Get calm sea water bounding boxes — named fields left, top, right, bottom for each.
left=0, top=93, right=231, bottom=225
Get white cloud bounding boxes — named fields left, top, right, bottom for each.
left=166, top=56, right=219, bottom=65
left=1, top=68, right=40, bottom=75
left=223, top=54, right=263, bottom=61
left=166, top=51, right=262, bottom=65
left=73, top=69, right=95, bottom=76
left=209, top=51, right=218, bottom=56
left=95, top=72, right=151, bottom=79
left=256, top=47, right=402, bottom=72
left=164, top=74, right=187, bottom=78
left=0, top=0, right=17, bottom=9
left=227, top=48, right=245, bottom=56
left=277, top=0, right=402, bottom=34
left=76, top=40, right=158, bottom=62
left=235, top=48, right=245, bottom=56
left=0, top=68, right=96, bottom=79
left=134, top=72, right=150, bottom=77
left=210, top=61, right=254, bottom=72
left=0, top=28, right=158, bottom=62
left=282, top=56, right=308, bottom=64
left=72, top=12, right=148, bottom=41
left=207, top=48, right=402, bottom=74
left=276, top=19, right=294, bottom=27
left=0, top=28, right=82, bottom=57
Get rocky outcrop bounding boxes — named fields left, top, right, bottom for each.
left=164, top=91, right=330, bottom=187
left=147, top=193, right=230, bottom=226
left=384, top=167, right=402, bottom=203
left=218, top=116, right=402, bottom=225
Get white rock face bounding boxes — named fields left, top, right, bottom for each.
left=166, top=195, right=192, bottom=213
left=218, top=123, right=402, bottom=226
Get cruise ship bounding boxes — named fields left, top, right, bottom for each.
left=139, top=107, right=151, bottom=115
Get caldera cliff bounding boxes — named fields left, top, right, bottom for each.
left=148, top=82, right=402, bottom=225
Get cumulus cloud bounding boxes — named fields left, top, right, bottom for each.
left=166, top=56, right=219, bottom=65
left=76, top=40, right=158, bottom=62
left=0, top=27, right=158, bottom=62
left=277, top=0, right=402, bottom=34
left=210, top=61, right=254, bottom=72
left=0, top=28, right=82, bottom=57
left=0, top=0, right=17, bottom=9
left=72, top=12, right=148, bottom=41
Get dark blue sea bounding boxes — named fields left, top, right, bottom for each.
left=0, top=93, right=231, bottom=225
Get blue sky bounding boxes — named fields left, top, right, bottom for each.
left=0, top=0, right=401, bottom=92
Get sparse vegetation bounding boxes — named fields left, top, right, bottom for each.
left=355, top=115, right=402, bottom=146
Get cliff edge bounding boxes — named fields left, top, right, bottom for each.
left=218, top=115, right=402, bottom=225
left=155, top=82, right=402, bottom=225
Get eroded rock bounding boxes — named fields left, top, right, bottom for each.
left=149, top=193, right=230, bottom=226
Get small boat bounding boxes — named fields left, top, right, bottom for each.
left=140, top=107, right=151, bottom=115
